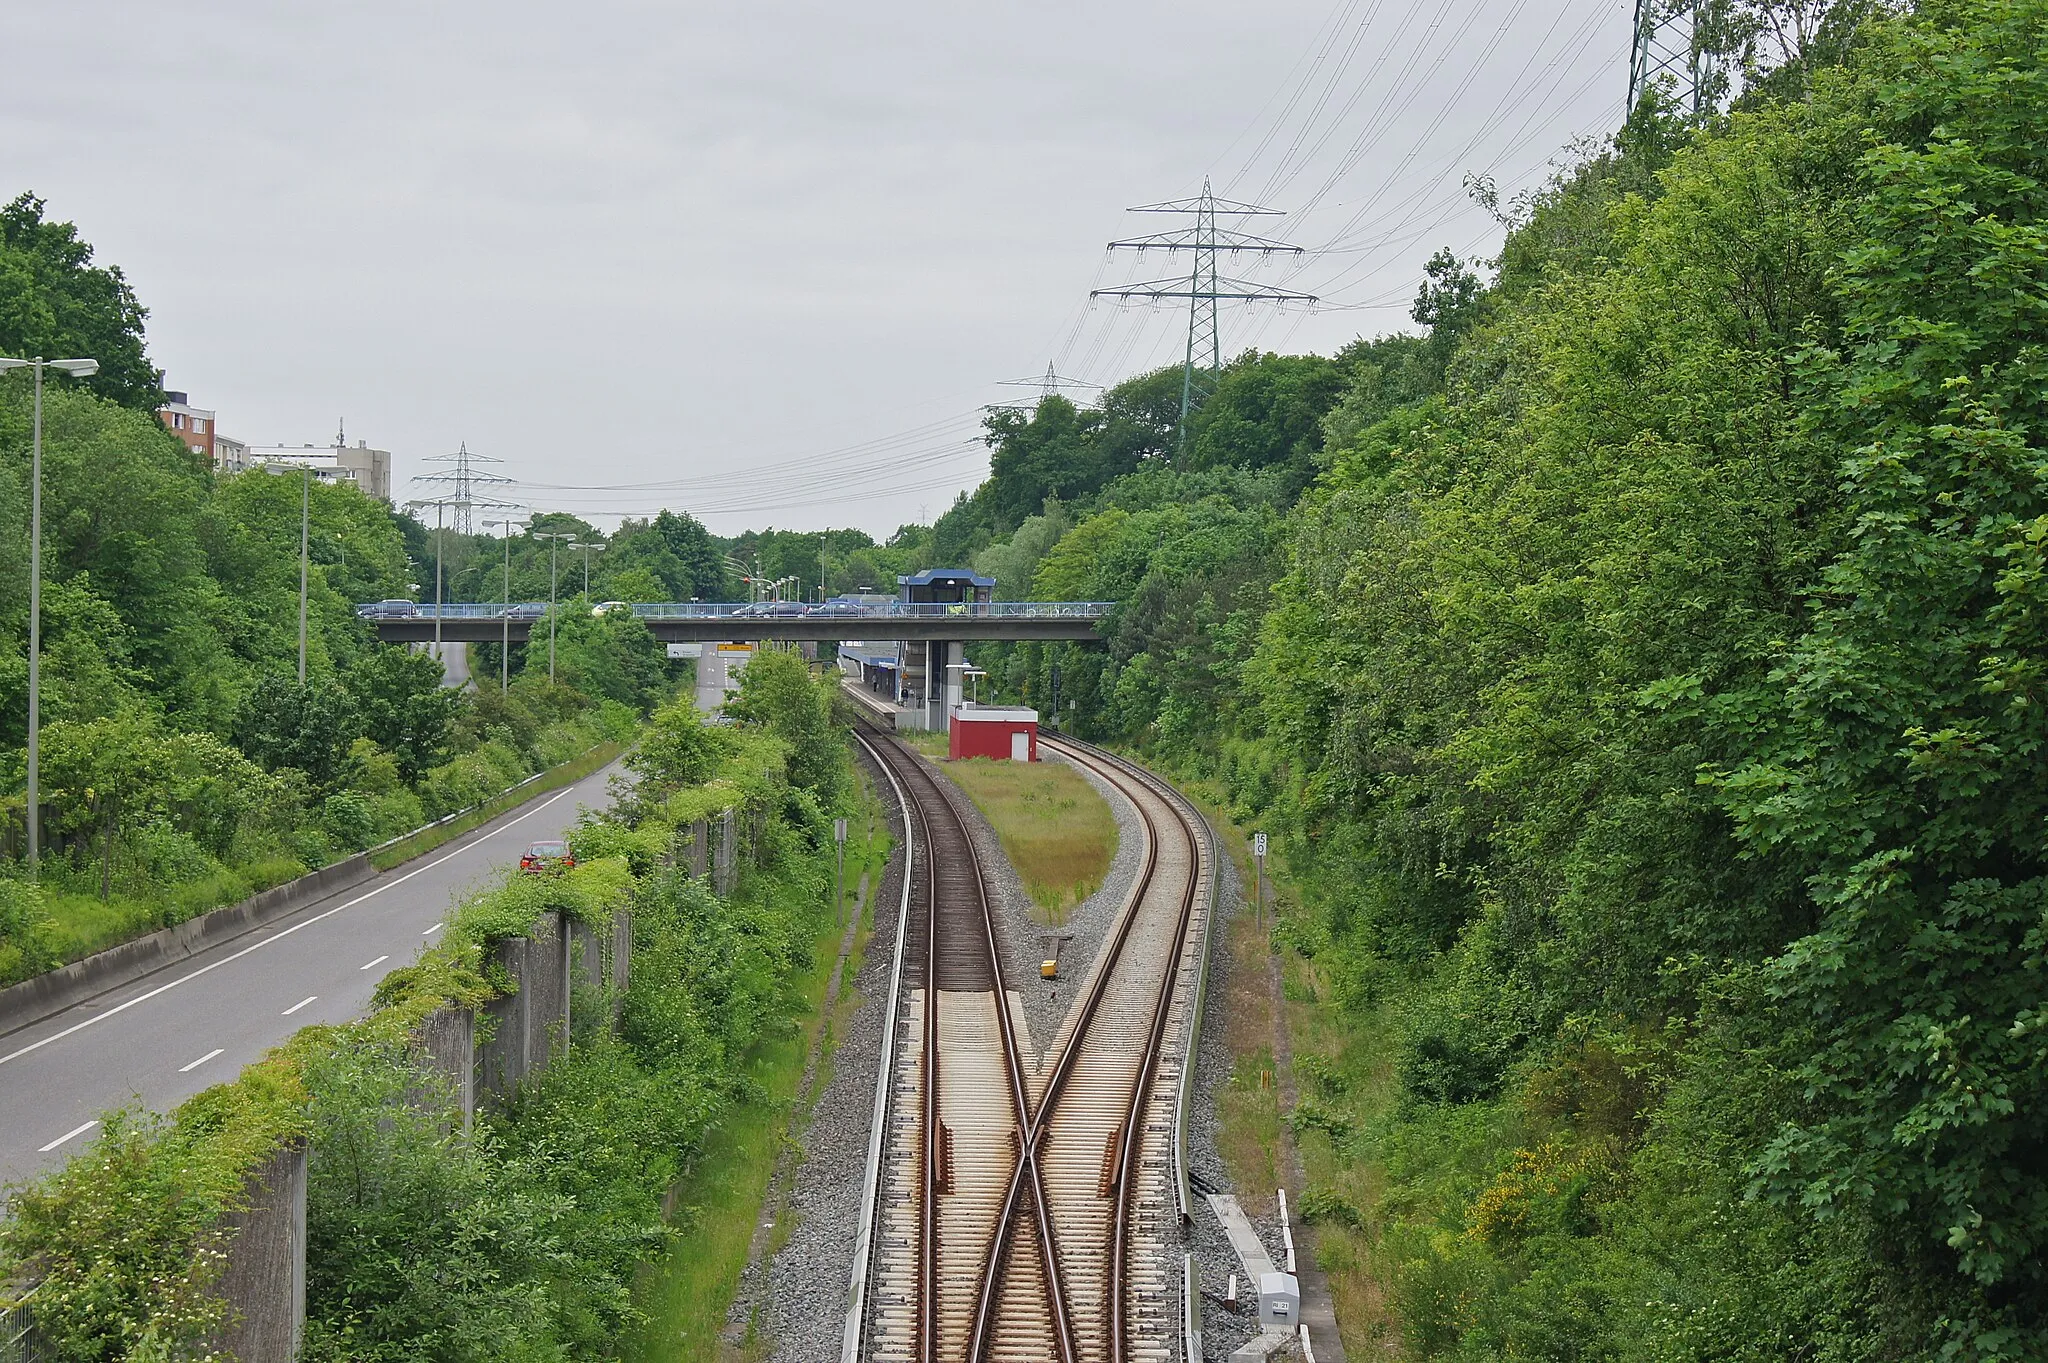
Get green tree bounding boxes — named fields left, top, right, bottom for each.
left=0, top=194, right=160, bottom=409
left=724, top=649, right=843, bottom=805
left=233, top=678, right=358, bottom=788
left=1712, top=0, right=2048, bottom=1303
left=346, top=647, right=462, bottom=783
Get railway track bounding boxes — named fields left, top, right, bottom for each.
left=847, top=708, right=1213, bottom=1363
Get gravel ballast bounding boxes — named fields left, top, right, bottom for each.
left=753, top=744, right=908, bottom=1363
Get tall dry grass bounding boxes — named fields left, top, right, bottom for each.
left=940, top=756, right=1116, bottom=924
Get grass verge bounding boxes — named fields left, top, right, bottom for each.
left=625, top=766, right=892, bottom=1363
left=367, top=741, right=624, bottom=871
left=938, top=755, right=1115, bottom=923
left=1149, top=766, right=1404, bottom=1356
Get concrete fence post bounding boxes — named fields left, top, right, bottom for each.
left=715, top=809, right=737, bottom=896
left=523, top=913, right=569, bottom=1076
left=410, top=1004, right=475, bottom=1128
left=478, top=934, right=531, bottom=1101
left=690, top=818, right=709, bottom=879
left=214, top=1140, right=307, bottom=1363
left=568, top=916, right=603, bottom=1040
left=610, top=909, right=632, bottom=997
left=477, top=914, right=572, bottom=1100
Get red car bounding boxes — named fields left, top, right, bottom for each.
left=520, top=840, right=576, bottom=874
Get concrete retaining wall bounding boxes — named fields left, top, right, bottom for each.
left=411, top=1004, right=475, bottom=1128
left=214, top=1141, right=307, bottom=1363
left=0, top=855, right=376, bottom=1039
left=477, top=913, right=574, bottom=1104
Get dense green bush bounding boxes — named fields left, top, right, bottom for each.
left=1, top=661, right=853, bottom=1360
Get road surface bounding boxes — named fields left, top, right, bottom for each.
left=0, top=759, right=624, bottom=1190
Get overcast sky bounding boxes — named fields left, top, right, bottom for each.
left=7, top=0, right=1632, bottom=537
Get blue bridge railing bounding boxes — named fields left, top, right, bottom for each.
left=357, top=601, right=1114, bottom=622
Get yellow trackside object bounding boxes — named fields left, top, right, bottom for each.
left=1041, top=960, right=1059, bottom=979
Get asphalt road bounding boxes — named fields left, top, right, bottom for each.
left=0, top=759, right=624, bottom=1191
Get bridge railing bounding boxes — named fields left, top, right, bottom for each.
left=356, top=601, right=1115, bottom=621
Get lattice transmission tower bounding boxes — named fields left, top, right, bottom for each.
left=1091, top=178, right=1315, bottom=448
left=1630, top=0, right=1709, bottom=116
left=408, top=441, right=516, bottom=535
left=990, top=360, right=1101, bottom=413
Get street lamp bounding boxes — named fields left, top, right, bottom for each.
left=483, top=518, right=527, bottom=693
left=298, top=467, right=311, bottom=683
left=575, top=540, right=605, bottom=598
left=533, top=531, right=577, bottom=683
left=0, top=355, right=99, bottom=878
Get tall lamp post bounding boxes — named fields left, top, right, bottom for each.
left=483, top=518, right=527, bottom=693
left=0, top=355, right=100, bottom=878
left=298, top=468, right=311, bottom=683
left=533, top=531, right=577, bottom=683
left=575, top=540, right=605, bottom=598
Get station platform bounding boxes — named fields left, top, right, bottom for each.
left=841, top=678, right=954, bottom=733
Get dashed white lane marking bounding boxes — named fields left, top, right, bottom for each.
left=423, top=922, right=443, bottom=935
left=359, top=955, right=389, bottom=971
left=282, top=996, right=319, bottom=1016
left=39, top=1120, right=99, bottom=1152
left=0, top=783, right=586, bottom=1069
left=178, top=1048, right=224, bottom=1073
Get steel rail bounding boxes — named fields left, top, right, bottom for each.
left=841, top=734, right=919, bottom=1363
left=1038, top=734, right=1209, bottom=1363
left=964, top=730, right=1208, bottom=1363
left=963, top=740, right=1162, bottom=1363
left=855, top=723, right=1078, bottom=1363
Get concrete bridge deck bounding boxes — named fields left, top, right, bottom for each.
left=360, top=602, right=1111, bottom=644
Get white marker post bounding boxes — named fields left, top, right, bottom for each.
left=833, top=816, right=849, bottom=928
left=1252, top=831, right=1267, bottom=924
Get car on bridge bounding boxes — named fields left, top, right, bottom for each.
left=358, top=599, right=418, bottom=618
left=805, top=600, right=868, bottom=618
left=732, top=601, right=810, bottom=618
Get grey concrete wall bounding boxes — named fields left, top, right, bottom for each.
left=0, top=854, right=375, bottom=1038
left=689, top=818, right=709, bottom=879
left=214, top=1140, right=307, bottom=1363
left=410, top=1004, right=475, bottom=1128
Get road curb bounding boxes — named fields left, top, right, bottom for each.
left=0, top=855, right=376, bottom=1041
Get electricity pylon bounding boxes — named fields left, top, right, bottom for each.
left=990, top=360, right=1101, bottom=413
left=1629, top=0, right=1708, bottom=116
left=410, top=442, right=516, bottom=535
left=1091, top=178, right=1314, bottom=450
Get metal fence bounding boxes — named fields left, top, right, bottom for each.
left=0, top=1290, right=42, bottom=1363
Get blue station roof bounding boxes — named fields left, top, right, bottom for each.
left=898, top=567, right=996, bottom=588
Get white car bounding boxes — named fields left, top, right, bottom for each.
left=591, top=601, right=631, bottom=617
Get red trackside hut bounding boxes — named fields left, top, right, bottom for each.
left=949, top=707, right=1040, bottom=761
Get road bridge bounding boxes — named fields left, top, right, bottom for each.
left=359, top=602, right=1113, bottom=644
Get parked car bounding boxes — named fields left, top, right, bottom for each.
left=358, top=599, right=418, bottom=618
left=520, top=839, right=575, bottom=874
